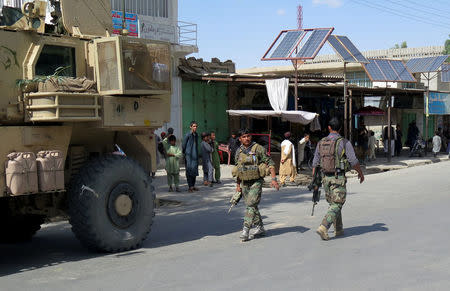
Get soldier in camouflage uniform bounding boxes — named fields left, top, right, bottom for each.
left=312, top=118, right=365, bottom=240
left=234, top=128, right=279, bottom=241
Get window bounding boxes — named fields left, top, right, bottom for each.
left=110, top=0, right=169, bottom=18
left=35, top=45, right=76, bottom=77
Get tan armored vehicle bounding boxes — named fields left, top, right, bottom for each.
left=0, top=0, right=171, bottom=252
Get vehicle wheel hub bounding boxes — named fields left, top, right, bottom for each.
left=107, top=183, right=139, bottom=228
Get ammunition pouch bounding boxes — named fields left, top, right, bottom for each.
left=258, top=163, right=270, bottom=178
left=237, top=165, right=261, bottom=181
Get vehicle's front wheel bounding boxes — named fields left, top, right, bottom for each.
left=67, top=155, right=155, bottom=252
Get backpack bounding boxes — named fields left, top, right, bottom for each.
left=318, top=137, right=350, bottom=174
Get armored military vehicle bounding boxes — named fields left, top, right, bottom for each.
left=0, top=0, right=171, bottom=252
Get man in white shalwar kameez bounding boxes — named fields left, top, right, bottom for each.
left=279, top=132, right=296, bottom=186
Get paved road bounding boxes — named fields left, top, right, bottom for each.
left=1, top=162, right=449, bottom=290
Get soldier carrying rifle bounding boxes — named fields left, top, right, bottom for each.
left=312, top=118, right=365, bottom=240
left=230, top=129, right=279, bottom=242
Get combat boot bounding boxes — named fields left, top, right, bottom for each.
left=251, top=225, right=266, bottom=238
left=239, top=226, right=250, bottom=242
left=316, top=225, right=329, bottom=241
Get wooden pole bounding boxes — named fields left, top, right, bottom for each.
left=425, top=73, right=430, bottom=154
left=294, top=60, right=298, bottom=110
left=344, top=62, right=348, bottom=139
left=349, top=89, right=353, bottom=143
left=387, top=88, right=392, bottom=162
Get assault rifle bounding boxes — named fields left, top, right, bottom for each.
left=307, top=167, right=322, bottom=216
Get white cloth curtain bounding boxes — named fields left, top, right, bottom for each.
left=265, top=78, right=289, bottom=111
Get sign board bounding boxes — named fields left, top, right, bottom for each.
left=428, top=92, right=450, bottom=115
left=139, top=15, right=177, bottom=43
left=112, top=10, right=138, bottom=37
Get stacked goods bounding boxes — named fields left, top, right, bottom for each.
left=5, top=152, right=38, bottom=195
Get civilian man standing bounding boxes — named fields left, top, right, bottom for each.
left=312, top=118, right=365, bottom=240
left=182, top=121, right=199, bottom=193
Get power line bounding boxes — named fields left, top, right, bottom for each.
left=350, top=0, right=450, bottom=31
left=406, top=0, right=450, bottom=15
left=386, top=0, right=450, bottom=23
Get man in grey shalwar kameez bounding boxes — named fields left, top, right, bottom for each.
left=182, top=121, right=199, bottom=192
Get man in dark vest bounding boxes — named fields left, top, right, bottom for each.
left=312, top=118, right=365, bottom=240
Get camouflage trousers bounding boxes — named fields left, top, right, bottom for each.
left=321, top=175, right=347, bottom=231
left=241, top=178, right=263, bottom=228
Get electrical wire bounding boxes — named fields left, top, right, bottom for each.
left=386, top=0, right=450, bottom=23
left=350, top=0, right=450, bottom=31
left=406, top=0, right=450, bottom=15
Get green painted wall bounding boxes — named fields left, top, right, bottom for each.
left=182, top=81, right=229, bottom=143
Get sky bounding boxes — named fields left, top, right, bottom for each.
left=178, top=0, right=450, bottom=70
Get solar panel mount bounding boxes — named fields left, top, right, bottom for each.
left=262, top=28, right=334, bottom=61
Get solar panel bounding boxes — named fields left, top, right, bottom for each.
left=270, top=31, right=304, bottom=58
left=262, top=27, right=334, bottom=61
left=296, top=29, right=330, bottom=58
left=364, top=60, right=386, bottom=81
left=376, top=59, right=398, bottom=80
left=327, top=35, right=356, bottom=62
left=336, top=36, right=369, bottom=63
left=441, top=64, right=450, bottom=82
left=425, top=55, right=448, bottom=72
left=406, top=56, right=448, bottom=73
left=363, top=59, right=415, bottom=82
left=390, top=60, right=416, bottom=82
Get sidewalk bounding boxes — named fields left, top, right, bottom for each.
left=152, top=152, right=450, bottom=206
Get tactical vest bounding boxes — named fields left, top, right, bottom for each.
left=232, top=144, right=267, bottom=181
left=318, top=137, right=350, bottom=174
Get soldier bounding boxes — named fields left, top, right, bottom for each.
left=312, top=118, right=365, bottom=240
left=234, top=129, right=279, bottom=241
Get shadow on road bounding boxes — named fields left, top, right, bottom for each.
left=0, top=222, right=99, bottom=278
left=0, top=185, right=313, bottom=276
left=334, top=223, right=389, bottom=239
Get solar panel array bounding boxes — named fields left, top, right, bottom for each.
left=406, top=56, right=448, bottom=73
left=262, top=28, right=333, bottom=60
left=362, top=59, right=416, bottom=82
left=442, top=64, right=450, bottom=83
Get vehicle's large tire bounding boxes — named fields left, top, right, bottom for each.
left=0, top=215, right=44, bottom=243
left=67, top=155, right=155, bottom=252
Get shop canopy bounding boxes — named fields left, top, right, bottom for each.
left=226, top=110, right=320, bottom=130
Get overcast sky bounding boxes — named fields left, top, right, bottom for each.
left=179, top=0, right=450, bottom=69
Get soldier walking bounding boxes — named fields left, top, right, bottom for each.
left=312, top=118, right=365, bottom=240
left=233, top=129, right=279, bottom=241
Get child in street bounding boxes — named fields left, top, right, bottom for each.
left=201, top=132, right=214, bottom=187
left=368, top=130, right=376, bottom=161
left=432, top=130, right=442, bottom=158
left=164, top=135, right=182, bottom=192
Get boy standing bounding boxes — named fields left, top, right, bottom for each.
left=201, top=132, right=214, bottom=187
left=164, top=135, right=182, bottom=192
